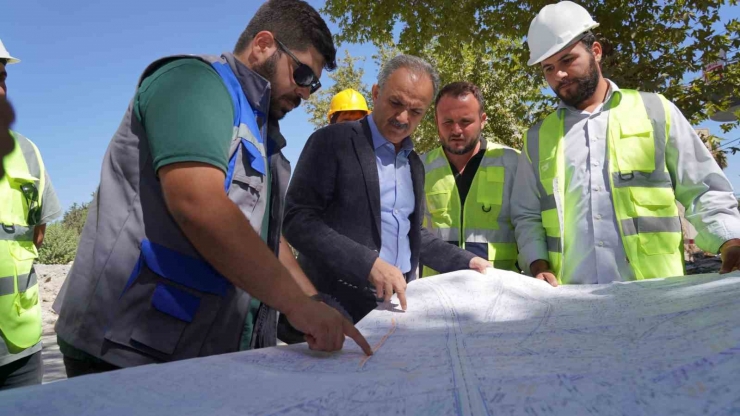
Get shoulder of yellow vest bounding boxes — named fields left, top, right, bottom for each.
left=9, top=130, right=44, bottom=178
left=421, top=146, right=443, bottom=163
left=9, top=130, right=39, bottom=155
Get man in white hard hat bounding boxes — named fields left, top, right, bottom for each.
left=0, top=39, right=63, bottom=390
left=511, top=2, right=740, bottom=286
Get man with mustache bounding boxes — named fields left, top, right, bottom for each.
left=284, top=56, right=490, bottom=323
left=53, top=0, right=371, bottom=378
left=512, top=1, right=740, bottom=287
left=421, top=82, right=520, bottom=277
left=0, top=40, right=63, bottom=390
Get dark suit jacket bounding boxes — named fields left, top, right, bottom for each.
left=283, top=118, right=475, bottom=322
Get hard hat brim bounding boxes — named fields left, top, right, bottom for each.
left=2, top=56, right=20, bottom=64
left=527, top=23, right=599, bottom=66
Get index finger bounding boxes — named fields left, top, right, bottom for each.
left=343, top=320, right=373, bottom=356
left=546, top=274, right=559, bottom=287
left=396, top=286, right=407, bottom=311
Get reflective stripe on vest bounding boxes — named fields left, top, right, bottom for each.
left=526, top=89, right=683, bottom=283
left=210, top=61, right=267, bottom=190
left=0, top=132, right=45, bottom=350
left=421, top=143, right=519, bottom=277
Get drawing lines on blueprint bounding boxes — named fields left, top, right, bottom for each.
left=427, top=278, right=489, bottom=416
left=3, top=271, right=740, bottom=416
left=358, top=317, right=397, bottom=369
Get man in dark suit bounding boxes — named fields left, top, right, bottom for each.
left=284, top=55, right=490, bottom=323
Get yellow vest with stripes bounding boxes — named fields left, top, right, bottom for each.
left=524, top=89, right=683, bottom=284
left=0, top=131, right=44, bottom=352
left=422, top=142, right=519, bottom=277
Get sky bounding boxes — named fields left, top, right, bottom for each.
left=3, top=0, right=740, bottom=213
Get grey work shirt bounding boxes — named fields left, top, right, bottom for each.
left=0, top=132, right=62, bottom=367
left=512, top=81, right=740, bottom=284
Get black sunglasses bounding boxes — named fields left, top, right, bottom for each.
left=20, top=183, right=41, bottom=226
left=274, top=38, right=322, bottom=94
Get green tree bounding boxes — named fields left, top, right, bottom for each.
left=61, top=191, right=95, bottom=235
left=304, top=49, right=371, bottom=129
left=307, top=41, right=546, bottom=154
left=323, top=0, right=740, bottom=135
left=37, top=223, right=78, bottom=265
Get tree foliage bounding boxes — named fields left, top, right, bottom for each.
left=323, top=0, right=740, bottom=137
left=37, top=223, right=78, bottom=265
left=307, top=41, right=546, bottom=153
left=62, top=201, right=90, bottom=235
left=38, top=192, right=95, bottom=264
left=305, top=50, right=372, bottom=129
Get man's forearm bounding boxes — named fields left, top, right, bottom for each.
left=33, top=224, right=47, bottom=248
left=279, top=236, right=318, bottom=296
left=167, top=191, right=308, bottom=316
left=419, top=227, right=475, bottom=273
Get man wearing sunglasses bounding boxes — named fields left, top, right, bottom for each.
left=54, top=0, right=372, bottom=379
left=0, top=39, right=63, bottom=390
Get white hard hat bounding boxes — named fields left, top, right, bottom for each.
left=526, top=1, right=599, bottom=66
left=0, top=39, right=20, bottom=64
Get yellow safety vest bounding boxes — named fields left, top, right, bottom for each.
left=524, top=89, right=683, bottom=284
left=0, top=131, right=44, bottom=352
left=422, top=142, right=519, bottom=277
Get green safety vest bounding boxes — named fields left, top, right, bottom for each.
left=422, top=142, right=520, bottom=277
left=524, top=89, right=683, bottom=284
left=0, top=131, right=44, bottom=353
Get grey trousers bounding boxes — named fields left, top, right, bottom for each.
left=0, top=351, right=43, bottom=391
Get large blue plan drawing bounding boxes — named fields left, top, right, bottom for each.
left=2, top=269, right=739, bottom=415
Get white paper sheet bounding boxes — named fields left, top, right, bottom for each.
left=2, top=269, right=739, bottom=415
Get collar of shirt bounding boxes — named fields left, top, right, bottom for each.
left=266, top=117, right=286, bottom=154
left=367, top=114, right=414, bottom=157
left=228, top=52, right=271, bottom=120
left=226, top=53, right=286, bottom=154
left=557, top=79, right=621, bottom=116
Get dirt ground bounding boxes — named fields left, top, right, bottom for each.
left=36, top=263, right=71, bottom=384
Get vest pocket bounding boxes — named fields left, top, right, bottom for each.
left=229, top=173, right=264, bottom=220
left=638, top=231, right=681, bottom=256
left=426, top=191, right=452, bottom=225
left=477, top=168, right=504, bottom=206
left=130, top=283, right=201, bottom=355
left=104, top=240, right=232, bottom=361
left=9, top=241, right=39, bottom=312
left=627, top=188, right=680, bottom=256
left=614, top=119, right=655, bottom=173
left=628, top=187, right=675, bottom=217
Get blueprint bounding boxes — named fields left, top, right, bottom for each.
left=2, top=269, right=740, bottom=415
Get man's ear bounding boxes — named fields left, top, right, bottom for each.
left=592, top=40, right=603, bottom=63
left=371, top=84, right=380, bottom=104
left=246, top=31, right=278, bottom=67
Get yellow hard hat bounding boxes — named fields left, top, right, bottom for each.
left=327, top=89, right=369, bottom=122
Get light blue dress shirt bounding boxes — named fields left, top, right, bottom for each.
left=367, top=115, right=415, bottom=273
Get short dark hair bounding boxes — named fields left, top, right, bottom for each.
left=435, top=82, right=485, bottom=114
left=580, top=32, right=596, bottom=54
left=234, top=0, right=337, bottom=71
left=0, top=58, right=7, bottom=66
